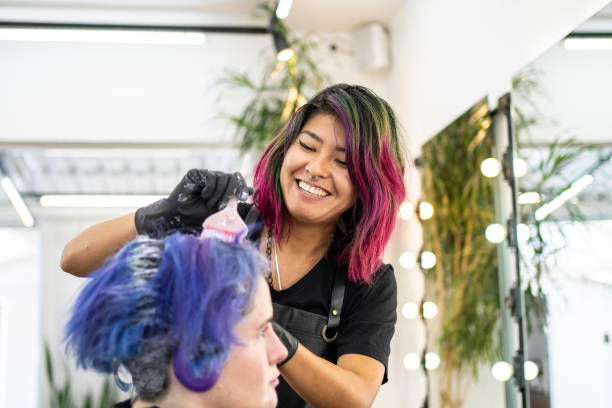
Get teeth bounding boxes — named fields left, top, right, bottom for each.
left=298, top=181, right=330, bottom=197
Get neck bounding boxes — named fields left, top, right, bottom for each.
left=279, top=217, right=336, bottom=256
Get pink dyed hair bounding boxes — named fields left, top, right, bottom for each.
left=253, top=84, right=407, bottom=284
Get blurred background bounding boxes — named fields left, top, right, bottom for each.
left=0, top=0, right=611, bottom=407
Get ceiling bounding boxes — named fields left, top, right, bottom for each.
left=0, top=0, right=404, bottom=30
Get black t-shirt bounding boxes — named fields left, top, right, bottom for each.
left=238, top=203, right=397, bottom=382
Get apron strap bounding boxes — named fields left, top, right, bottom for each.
left=323, top=267, right=346, bottom=342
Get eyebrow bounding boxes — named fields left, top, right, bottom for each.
left=301, top=130, right=346, bottom=153
left=256, top=316, right=274, bottom=332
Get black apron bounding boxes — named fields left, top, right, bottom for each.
left=244, top=206, right=348, bottom=408
left=273, top=267, right=347, bottom=408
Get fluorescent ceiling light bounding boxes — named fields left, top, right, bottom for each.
left=276, top=0, right=294, bottom=19
left=1, top=176, right=34, bottom=227
left=534, top=174, right=594, bottom=221
left=0, top=27, right=206, bottom=45
left=40, top=194, right=165, bottom=208
left=563, top=37, right=612, bottom=50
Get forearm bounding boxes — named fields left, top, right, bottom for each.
left=280, top=344, right=381, bottom=408
left=60, top=213, right=137, bottom=277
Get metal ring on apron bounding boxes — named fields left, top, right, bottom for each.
left=321, top=324, right=338, bottom=343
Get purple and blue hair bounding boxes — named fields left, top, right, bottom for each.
left=254, top=84, right=407, bottom=284
left=64, top=233, right=266, bottom=400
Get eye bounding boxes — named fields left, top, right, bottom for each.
left=335, top=159, right=347, bottom=167
left=298, top=140, right=315, bottom=152
left=259, top=324, right=270, bottom=338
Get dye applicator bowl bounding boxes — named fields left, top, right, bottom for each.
left=200, top=197, right=247, bottom=242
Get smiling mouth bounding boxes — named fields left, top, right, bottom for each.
left=297, top=180, right=330, bottom=197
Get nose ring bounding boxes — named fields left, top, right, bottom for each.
left=307, top=170, right=319, bottom=182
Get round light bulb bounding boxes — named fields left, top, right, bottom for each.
left=480, top=158, right=501, bottom=178
left=481, top=117, right=492, bottom=129
left=485, top=223, right=506, bottom=244
left=399, top=251, right=417, bottom=269
left=514, top=158, right=528, bottom=178
left=517, top=224, right=530, bottom=244
left=424, top=352, right=440, bottom=370
left=418, top=202, right=434, bottom=220
left=518, top=192, right=541, bottom=205
left=277, top=48, right=295, bottom=62
left=399, top=202, right=415, bottom=220
left=420, top=251, right=437, bottom=269
left=524, top=360, right=539, bottom=381
left=422, top=301, right=438, bottom=319
left=491, top=361, right=513, bottom=382
left=403, top=353, right=420, bottom=370
left=401, top=302, right=419, bottom=319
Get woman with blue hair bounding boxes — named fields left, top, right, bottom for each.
left=64, top=233, right=287, bottom=408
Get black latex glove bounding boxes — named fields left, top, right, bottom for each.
left=272, top=322, right=298, bottom=366
left=134, top=169, right=252, bottom=237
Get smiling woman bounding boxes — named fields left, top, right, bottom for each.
left=61, top=83, right=408, bottom=408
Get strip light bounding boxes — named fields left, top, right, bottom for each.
left=534, top=174, right=594, bottom=221
left=0, top=27, right=206, bottom=45
left=563, top=37, right=612, bottom=50
left=1, top=176, right=34, bottom=227
left=40, top=194, right=165, bottom=208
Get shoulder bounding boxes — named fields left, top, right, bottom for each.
left=349, top=263, right=396, bottom=296
left=343, top=263, right=396, bottom=316
left=370, top=263, right=395, bottom=287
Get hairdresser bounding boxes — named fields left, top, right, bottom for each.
left=61, top=84, right=407, bottom=408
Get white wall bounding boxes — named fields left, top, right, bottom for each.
left=39, top=214, right=133, bottom=406
left=386, top=0, right=612, bottom=148
left=0, top=229, right=40, bottom=408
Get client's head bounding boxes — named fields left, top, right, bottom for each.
left=64, top=233, right=287, bottom=408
